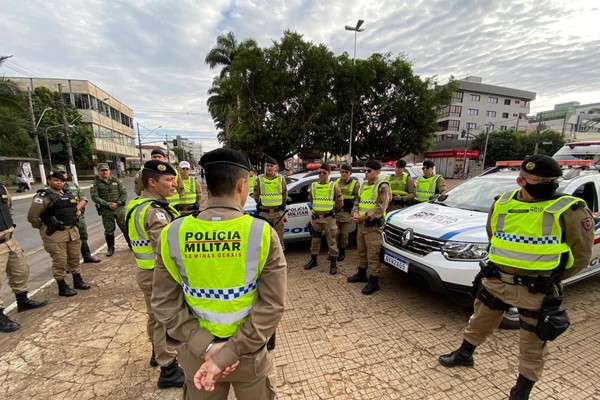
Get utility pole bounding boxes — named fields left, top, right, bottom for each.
left=27, top=89, right=48, bottom=185
left=534, top=115, right=542, bottom=155
left=57, top=84, right=78, bottom=184
left=462, top=125, right=471, bottom=175
left=482, top=123, right=493, bottom=169
left=136, top=122, right=143, bottom=166
left=165, top=133, right=170, bottom=162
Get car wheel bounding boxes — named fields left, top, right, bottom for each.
left=500, top=307, right=520, bottom=330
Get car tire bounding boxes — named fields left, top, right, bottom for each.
left=500, top=307, right=521, bottom=330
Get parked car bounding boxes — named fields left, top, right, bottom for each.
left=381, top=162, right=600, bottom=327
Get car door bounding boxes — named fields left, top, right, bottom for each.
left=283, top=178, right=317, bottom=241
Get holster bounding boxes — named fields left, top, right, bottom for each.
left=364, top=217, right=383, bottom=228
left=95, top=203, right=102, bottom=216
left=306, top=222, right=321, bottom=238
left=267, top=332, right=276, bottom=351
left=536, top=294, right=570, bottom=341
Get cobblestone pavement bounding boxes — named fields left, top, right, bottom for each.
left=1, top=236, right=600, bottom=399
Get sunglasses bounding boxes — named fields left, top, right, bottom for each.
left=422, top=167, right=431, bottom=170
left=319, top=171, right=328, bottom=175
left=365, top=169, right=373, bottom=173
left=340, top=170, right=350, bottom=174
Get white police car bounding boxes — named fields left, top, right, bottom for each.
left=381, top=160, right=600, bottom=326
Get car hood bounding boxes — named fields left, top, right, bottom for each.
left=385, top=202, right=489, bottom=243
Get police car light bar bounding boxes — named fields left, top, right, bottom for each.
left=495, top=160, right=595, bottom=167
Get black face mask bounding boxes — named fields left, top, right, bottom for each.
left=524, top=180, right=558, bottom=199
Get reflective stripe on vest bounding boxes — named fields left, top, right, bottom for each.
left=258, top=175, right=283, bottom=207
left=358, top=179, right=386, bottom=216
left=334, top=178, right=357, bottom=200
left=489, top=190, right=580, bottom=271
left=248, top=176, right=255, bottom=193
left=180, top=177, right=198, bottom=205
left=161, top=215, right=271, bottom=337
left=415, top=175, right=440, bottom=202
left=311, top=181, right=335, bottom=212
left=385, top=173, right=408, bottom=195
left=166, top=170, right=181, bottom=205
left=127, top=199, right=155, bottom=269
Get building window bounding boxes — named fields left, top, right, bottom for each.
left=437, top=119, right=461, bottom=132
left=74, top=93, right=91, bottom=109
left=470, top=94, right=480, bottom=102
left=466, top=122, right=477, bottom=131
left=486, top=110, right=497, bottom=117
left=488, top=96, right=498, bottom=104
left=502, top=112, right=509, bottom=118
left=515, top=100, right=520, bottom=104
left=512, top=113, right=518, bottom=117
left=500, top=126, right=507, bottom=131
left=452, top=91, right=464, bottom=103
left=468, top=108, right=479, bottom=116
left=504, top=99, right=511, bottom=105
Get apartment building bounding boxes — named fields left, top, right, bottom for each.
left=537, top=101, right=600, bottom=141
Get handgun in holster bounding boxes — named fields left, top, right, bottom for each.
left=46, top=216, right=64, bottom=236
left=95, top=203, right=102, bottom=216
left=267, top=332, right=276, bottom=351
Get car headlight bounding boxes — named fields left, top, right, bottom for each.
left=441, top=242, right=488, bottom=260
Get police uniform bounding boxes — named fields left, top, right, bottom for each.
left=414, top=160, right=446, bottom=203
left=151, top=148, right=286, bottom=400
left=335, top=164, right=360, bottom=261
left=347, top=160, right=391, bottom=295
left=91, top=163, right=128, bottom=256
left=52, top=165, right=100, bottom=263
left=438, top=155, right=594, bottom=399
left=126, top=160, right=185, bottom=389
left=385, top=160, right=415, bottom=212
left=0, top=184, right=48, bottom=332
left=253, top=157, right=288, bottom=249
left=27, top=172, right=91, bottom=296
left=177, top=162, right=202, bottom=215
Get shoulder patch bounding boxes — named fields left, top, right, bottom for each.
left=36, top=189, right=51, bottom=197
left=34, top=197, right=44, bottom=204
left=581, top=216, right=594, bottom=231
left=155, top=212, right=166, bottom=221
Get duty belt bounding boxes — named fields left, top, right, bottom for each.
left=259, top=206, right=284, bottom=213
left=483, top=263, right=558, bottom=294
left=312, top=211, right=334, bottom=219
left=0, top=233, right=13, bottom=244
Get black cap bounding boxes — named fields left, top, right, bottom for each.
left=319, top=163, right=331, bottom=172
left=151, top=149, right=166, bottom=157
left=521, top=155, right=562, bottom=178
left=264, top=156, right=277, bottom=165
left=423, top=160, right=435, bottom=168
left=365, top=160, right=381, bottom=170
left=143, top=160, right=176, bottom=176
left=200, top=148, right=251, bottom=171
left=49, top=171, right=66, bottom=182
left=340, top=163, right=352, bottom=172
left=395, top=159, right=407, bottom=168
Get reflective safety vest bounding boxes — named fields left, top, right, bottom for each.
left=180, top=177, right=198, bottom=205
left=310, top=181, right=336, bottom=212
left=489, top=190, right=581, bottom=271
left=166, top=170, right=181, bottom=206
left=358, top=179, right=387, bottom=216
left=415, top=175, right=440, bottom=203
left=385, top=173, right=409, bottom=195
left=258, top=175, right=284, bottom=207
left=127, top=198, right=178, bottom=269
left=248, top=175, right=255, bottom=194
left=334, top=178, right=357, bottom=200
left=161, top=215, right=271, bottom=338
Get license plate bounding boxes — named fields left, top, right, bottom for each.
left=383, top=251, right=409, bottom=273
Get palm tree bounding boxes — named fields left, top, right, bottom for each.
left=205, top=32, right=257, bottom=78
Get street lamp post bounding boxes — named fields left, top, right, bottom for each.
left=345, top=19, right=365, bottom=165
left=461, top=126, right=472, bottom=175
left=481, top=122, right=494, bottom=170
left=26, top=89, right=52, bottom=185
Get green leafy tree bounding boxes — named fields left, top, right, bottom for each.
left=0, top=78, right=34, bottom=157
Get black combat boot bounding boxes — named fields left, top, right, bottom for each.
left=0, top=308, right=20, bottom=332
left=303, top=254, right=318, bottom=270
left=438, top=340, right=476, bottom=367
left=337, top=247, right=346, bottom=262
left=329, top=256, right=337, bottom=275
left=157, top=359, right=185, bottom=389
left=508, top=374, right=535, bottom=400
left=73, top=274, right=91, bottom=290
left=347, top=267, right=368, bottom=283
left=361, top=275, right=380, bottom=295
left=57, top=279, right=77, bottom=297
left=81, top=242, right=101, bottom=263
left=16, top=292, right=48, bottom=312
left=106, top=235, right=115, bottom=257
left=149, top=345, right=158, bottom=367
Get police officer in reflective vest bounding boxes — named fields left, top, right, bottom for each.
left=385, top=159, right=415, bottom=212
left=347, top=160, right=391, bottom=295
left=177, top=161, right=202, bottom=215
left=253, top=156, right=287, bottom=248
left=27, top=172, right=91, bottom=297
left=414, top=160, right=446, bottom=203
left=126, top=160, right=185, bottom=389
left=438, top=155, right=594, bottom=400
left=151, top=148, right=286, bottom=399
left=335, top=164, right=359, bottom=261
left=248, top=170, right=256, bottom=197
left=303, top=163, right=343, bottom=274
left=0, top=184, right=48, bottom=332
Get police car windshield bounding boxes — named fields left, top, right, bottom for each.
left=438, top=176, right=518, bottom=212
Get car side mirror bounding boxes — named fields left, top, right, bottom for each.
left=286, top=196, right=292, bottom=205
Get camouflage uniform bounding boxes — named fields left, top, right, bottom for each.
left=90, top=171, right=128, bottom=256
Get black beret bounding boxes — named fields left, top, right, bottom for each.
left=151, top=149, right=166, bottom=157
left=365, top=160, right=381, bottom=170
left=49, top=171, right=66, bottom=182
left=521, top=155, right=562, bottom=178
left=200, top=148, right=251, bottom=171
left=395, top=159, right=407, bottom=168
left=318, top=163, right=331, bottom=172
left=340, top=163, right=352, bottom=172
left=423, top=160, right=435, bottom=168
left=143, top=160, right=176, bottom=176
left=264, top=156, right=277, bottom=165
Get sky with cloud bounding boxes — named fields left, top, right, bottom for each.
left=2, top=0, right=599, bottom=152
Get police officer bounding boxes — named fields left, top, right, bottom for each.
left=347, top=160, right=391, bottom=295
left=52, top=164, right=101, bottom=263
left=248, top=170, right=256, bottom=197
left=126, top=160, right=185, bottom=389
left=135, top=149, right=170, bottom=196
left=253, top=156, right=287, bottom=248
left=27, top=172, right=91, bottom=297
left=177, top=160, right=202, bottom=215
left=91, top=163, right=128, bottom=256
left=151, top=148, right=287, bottom=399
left=414, top=160, right=447, bottom=203
left=438, top=155, right=594, bottom=400
left=0, top=183, right=48, bottom=332
left=335, top=164, right=359, bottom=262
left=385, top=159, right=415, bottom=212
left=303, top=163, right=343, bottom=274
